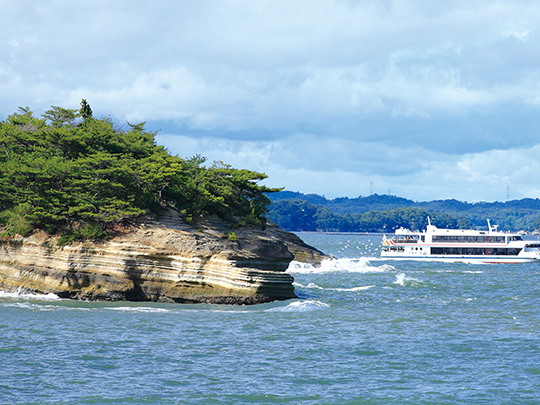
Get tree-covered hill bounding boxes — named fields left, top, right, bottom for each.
left=267, top=192, right=540, bottom=232
left=0, top=102, right=280, bottom=243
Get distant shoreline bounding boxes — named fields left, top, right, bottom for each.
left=293, top=230, right=540, bottom=237
left=294, top=231, right=385, bottom=236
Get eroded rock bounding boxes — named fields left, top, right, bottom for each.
left=0, top=210, right=323, bottom=304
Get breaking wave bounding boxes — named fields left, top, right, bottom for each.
left=0, top=290, right=60, bottom=301
left=294, top=282, right=375, bottom=292
left=393, top=273, right=433, bottom=288
left=265, top=300, right=329, bottom=313
left=287, top=257, right=394, bottom=274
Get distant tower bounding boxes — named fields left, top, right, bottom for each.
left=370, top=182, right=373, bottom=196
left=507, top=186, right=510, bottom=200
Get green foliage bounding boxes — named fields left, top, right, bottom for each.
left=268, top=192, right=540, bottom=232
left=43, top=106, right=79, bottom=128
left=0, top=204, right=34, bottom=236
left=226, top=231, right=238, bottom=241
left=268, top=199, right=473, bottom=232
left=80, top=99, right=93, bottom=120
left=57, top=223, right=109, bottom=246
left=0, top=101, right=280, bottom=241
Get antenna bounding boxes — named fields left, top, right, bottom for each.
left=370, top=182, right=373, bottom=196
left=507, top=186, right=510, bottom=200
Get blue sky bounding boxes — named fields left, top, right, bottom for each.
left=2, top=0, right=540, bottom=202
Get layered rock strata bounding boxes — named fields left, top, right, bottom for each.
left=0, top=210, right=324, bottom=304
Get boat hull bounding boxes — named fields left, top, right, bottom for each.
left=380, top=253, right=539, bottom=264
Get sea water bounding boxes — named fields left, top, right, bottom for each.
left=1, top=233, right=539, bottom=404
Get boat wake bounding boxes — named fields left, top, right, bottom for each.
left=287, top=257, right=394, bottom=274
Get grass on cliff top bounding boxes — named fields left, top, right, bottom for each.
left=0, top=101, right=282, bottom=243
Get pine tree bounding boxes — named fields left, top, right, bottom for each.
left=80, top=99, right=93, bottom=120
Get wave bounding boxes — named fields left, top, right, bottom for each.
left=2, top=302, right=67, bottom=312
left=287, top=257, right=394, bottom=274
left=265, top=300, right=329, bottom=313
left=294, top=282, right=374, bottom=292
left=393, top=273, right=432, bottom=288
left=106, top=306, right=172, bottom=313
left=0, top=290, right=61, bottom=301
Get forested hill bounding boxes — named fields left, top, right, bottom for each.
left=267, top=191, right=540, bottom=232
left=0, top=102, right=280, bottom=243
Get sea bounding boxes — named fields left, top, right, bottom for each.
left=1, top=233, right=539, bottom=405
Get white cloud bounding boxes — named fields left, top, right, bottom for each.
left=157, top=130, right=540, bottom=202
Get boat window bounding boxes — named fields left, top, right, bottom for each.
left=393, top=235, right=420, bottom=243
left=432, top=247, right=522, bottom=256
left=433, top=235, right=507, bottom=243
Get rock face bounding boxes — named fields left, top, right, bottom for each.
left=0, top=210, right=324, bottom=304
left=271, top=227, right=329, bottom=266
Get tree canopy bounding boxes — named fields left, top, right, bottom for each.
left=268, top=199, right=472, bottom=232
left=267, top=192, right=540, bottom=232
left=0, top=102, right=281, bottom=242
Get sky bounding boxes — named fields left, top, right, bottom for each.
left=2, top=0, right=540, bottom=203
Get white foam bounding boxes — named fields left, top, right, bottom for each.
left=294, top=282, right=374, bottom=292
left=0, top=290, right=60, bottom=301
left=293, top=282, right=324, bottom=290
left=106, top=306, right=171, bottom=313
left=393, top=273, right=423, bottom=287
left=266, top=300, right=329, bottom=313
left=287, top=258, right=394, bottom=274
left=332, top=285, right=375, bottom=292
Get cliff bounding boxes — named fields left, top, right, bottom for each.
left=0, top=209, right=326, bottom=304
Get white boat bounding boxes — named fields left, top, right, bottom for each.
left=381, top=218, right=540, bottom=263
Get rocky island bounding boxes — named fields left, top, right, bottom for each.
left=0, top=102, right=326, bottom=304
left=0, top=209, right=326, bottom=304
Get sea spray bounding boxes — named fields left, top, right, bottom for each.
left=0, top=290, right=60, bottom=301
left=287, top=257, right=394, bottom=274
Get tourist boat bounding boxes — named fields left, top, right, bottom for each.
left=381, top=218, right=540, bottom=263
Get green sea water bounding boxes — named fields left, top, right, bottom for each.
left=1, top=233, right=539, bottom=404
